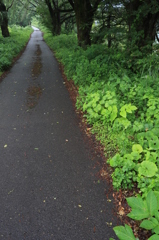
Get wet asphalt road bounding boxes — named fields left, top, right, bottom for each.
left=0, top=29, right=118, bottom=240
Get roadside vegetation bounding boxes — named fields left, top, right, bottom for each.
left=44, top=32, right=159, bottom=239
left=0, top=25, right=33, bottom=75
left=1, top=0, right=159, bottom=239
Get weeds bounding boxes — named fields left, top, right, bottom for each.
left=0, top=25, right=33, bottom=72
left=44, top=33, right=159, bottom=197
left=44, top=33, right=159, bottom=238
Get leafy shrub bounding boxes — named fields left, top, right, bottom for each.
left=44, top=33, right=159, bottom=199
left=0, top=26, right=33, bottom=71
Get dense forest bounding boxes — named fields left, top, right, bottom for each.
left=1, top=1, right=159, bottom=239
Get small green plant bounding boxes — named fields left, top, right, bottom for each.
left=113, top=224, right=138, bottom=240
left=113, top=191, right=159, bottom=240
left=80, top=90, right=118, bottom=125
left=109, top=144, right=143, bottom=190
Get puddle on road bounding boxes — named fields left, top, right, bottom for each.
left=27, top=85, right=42, bottom=109
left=26, top=44, right=43, bottom=109
left=31, top=44, right=42, bottom=78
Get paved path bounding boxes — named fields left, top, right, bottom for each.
left=0, top=29, right=118, bottom=239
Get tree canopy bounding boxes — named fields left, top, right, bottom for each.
left=1, top=0, right=159, bottom=53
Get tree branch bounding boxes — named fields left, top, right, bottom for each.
left=7, top=0, right=15, bottom=11
left=61, top=14, right=75, bottom=24
left=156, top=33, right=159, bottom=42
left=67, top=0, right=74, bottom=9
left=93, top=0, right=102, bottom=12
left=59, top=8, right=74, bottom=13
left=28, top=1, right=38, bottom=8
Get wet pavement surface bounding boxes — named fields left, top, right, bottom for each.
left=0, top=29, right=118, bottom=239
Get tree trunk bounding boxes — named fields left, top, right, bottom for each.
left=74, top=0, right=95, bottom=48
left=0, top=2, right=10, bottom=37
left=45, top=0, right=61, bottom=35
left=125, top=0, right=159, bottom=51
left=107, top=14, right=111, bottom=48
left=1, top=18, right=10, bottom=37
left=52, top=11, right=61, bottom=35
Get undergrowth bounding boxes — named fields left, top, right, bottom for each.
left=44, top=30, right=159, bottom=240
left=44, top=33, right=159, bottom=199
left=0, top=25, right=33, bottom=72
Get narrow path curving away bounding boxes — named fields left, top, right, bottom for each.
left=0, top=29, right=118, bottom=239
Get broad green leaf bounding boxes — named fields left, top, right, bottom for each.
left=101, top=109, right=107, bottom=116
left=132, top=144, right=143, bottom=153
left=87, top=108, right=94, bottom=115
left=140, top=219, right=158, bottom=230
left=108, top=106, right=112, bottom=112
left=92, top=102, right=97, bottom=108
left=148, top=234, right=159, bottom=240
left=110, top=154, right=122, bottom=167
left=150, top=217, right=159, bottom=225
left=145, top=131, right=155, bottom=140
left=146, top=191, right=158, bottom=216
left=127, top=209, right=149, bottom=220
left=124, top=154, right=133, bottom=161
left=120, top=108, right=126, bottom=118
left=129, top=105, right=137, bottom=111
left=126, top=196, right=146, bottom=210
left=149, top=139, right=159, bottom=150
left=154, top=225, right=159, bottom=234
left=152, top=128, right=159, bottom=136
left=126, top=104, right=137, bottom=113
left=105, top=102, right=109, bottom=108
left=138, top=161, right=158, bottom=177
left=131, top=152, right=141, bottom=161
left=155, top=212, right=159, bottom=221
left=113, top=225, right=136, bottom=240
left=110, top=105, right=118, bottom=122
left=127, top=197, right=149, bottom=220
left=92, top=112, right=99, bottom=119
left=117, top=117, right=131, bottom=129
left=154, top=191, right=159, bottom=210
left=145, top=151, right=151, bottom=161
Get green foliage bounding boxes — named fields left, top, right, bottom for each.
left=113, top=191, right=159, bottom=240
left=80, top=90, right=118, bottom=124
left=44, top=32, right=159, bottom=200
left=4, top=0, right=34, bottom=26
left=36, top=2, right=53, bottom=33
left=0, top=25, right=33, bottom=71
left=113, top=224, right=137, bottom=240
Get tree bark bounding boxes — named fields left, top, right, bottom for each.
left=107, top=14, right=111, bottom=48
left=0, top=2, right=10, bottom=37
left=45, top=0, right=61, bottom=35
left=1, top=16, right=10, bottom=37
left=125, top=0, right=159, bottom=51
left=74, top=0, right=93, bottom=48
left=73, top=0, right=101, bottom=48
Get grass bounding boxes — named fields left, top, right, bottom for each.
left=0, top=25, right=33, bottom=73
